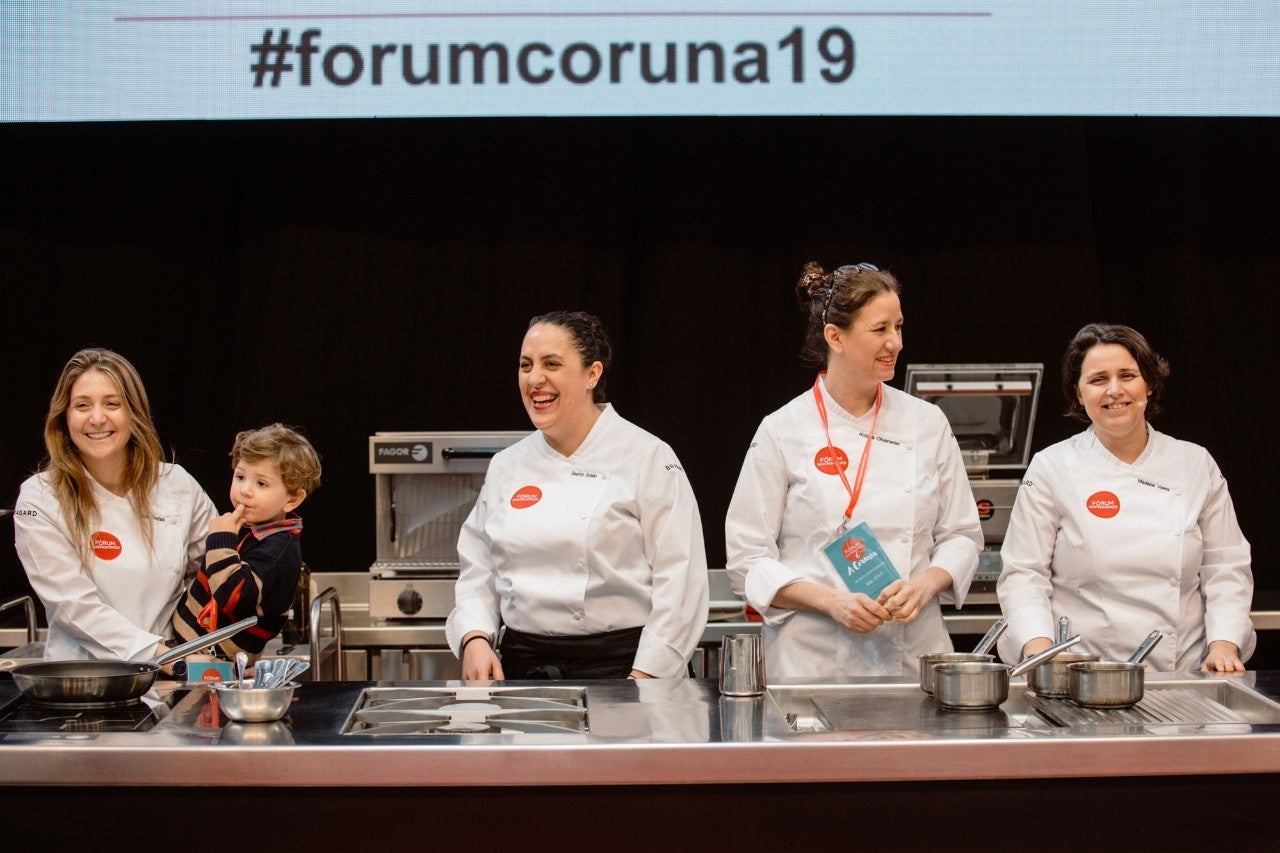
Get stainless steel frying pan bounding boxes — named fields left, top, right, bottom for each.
left=7, top=616, right=258, bottom=707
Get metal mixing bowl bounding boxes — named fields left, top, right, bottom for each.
left=212, top=681, right=297, bottom=722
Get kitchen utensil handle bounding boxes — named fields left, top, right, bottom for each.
left=1010, top=634, right=1082, bottom=678
left=150, top=616, right=259, bottom=666
left=0, top=595, right=39, bottom=644
left=1057, top=616, right=1070, bottom=644
left=1127, top=630, right=1163, bottom=664
left=972, top=617, right=1008, bottom=655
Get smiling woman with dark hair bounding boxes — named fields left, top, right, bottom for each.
left=445, top=311, right=709, bottom=681
left=997, top=322, right=1255, bottom=673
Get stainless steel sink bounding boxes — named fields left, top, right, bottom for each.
left=765, top=675, right=1280, bottom=737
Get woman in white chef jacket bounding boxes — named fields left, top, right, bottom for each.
left=725, top=261, right=983, bottom=679
left=446, top=310, right=709, bottom=680
left=14, top=348, right=217, bottom=663
left=996, top=323, right=1254, bottom=672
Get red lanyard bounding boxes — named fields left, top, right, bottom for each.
left=813, top=371, right=882, bottom=531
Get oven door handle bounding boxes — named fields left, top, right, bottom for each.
left=441, top=447, right=506, bottom=460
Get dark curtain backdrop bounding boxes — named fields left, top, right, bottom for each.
left=1, top=116, right=1276, bottom=610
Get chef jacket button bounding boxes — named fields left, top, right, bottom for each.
left=904, top=486, right=912, bottom=493
left=574, top=612, right=584, bottom=621
left=899, top=535, right=909, bottom=544
left=905, top=443, right=914, bottom=451
left=580, top=513, right=588, bottom=520
left=1175, top=488, right=1183, bottom=496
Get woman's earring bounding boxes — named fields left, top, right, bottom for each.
left=587, top=383, right=596, bottom=389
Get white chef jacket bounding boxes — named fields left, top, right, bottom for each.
left=725, top=379, right=982, bottom=679
left=445, top=404, right=709, bottom=678
left=995, top=427, right=1255, bottom=671
left=14, top=465, right=217, bottom=662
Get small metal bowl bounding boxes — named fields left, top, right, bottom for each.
left=212, top=681, right=297, bottom=723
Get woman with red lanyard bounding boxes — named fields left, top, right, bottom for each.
left=725, top=261, right=983, bottom=679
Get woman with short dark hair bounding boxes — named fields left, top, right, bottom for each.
left=997, top=323, right=1254, bottom=672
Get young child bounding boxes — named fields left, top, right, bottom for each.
left=172, top=423, right=322, bottom=662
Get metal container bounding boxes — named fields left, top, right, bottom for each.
left=1067, top=661, right=1146, bottom=708
left=933, top=635, right=1081, bottom=711
left=919, top=619, right=1006, bottom=694
left=1067, top=630, right=1164, bottom=709
left=719, top=633, right=764, bottom=696
left=918, top=652, right=994, bottom=695
left=1027, top=652, right=1102, bottom=697
left=212, top=681, right=298, bottom=722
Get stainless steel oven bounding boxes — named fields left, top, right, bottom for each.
left=367, top=430, right=529, bottom=620
left=904, top=363, right=1044, bottom=602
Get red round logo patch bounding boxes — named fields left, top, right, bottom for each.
left=841, top=536, right=867, bottom=562
left=1086, top=491, right=1121, bottom=518
left=510, top=485, right=543, bottom=509
left=91, top=531, right=122, bottom=561
left=976, top=499, right=995, bottom=521
left=814, top=446, right=850, bottom=475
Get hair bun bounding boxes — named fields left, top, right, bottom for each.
left=795, top=261, right=831, bottom=310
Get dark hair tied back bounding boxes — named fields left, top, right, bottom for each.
left=795, top=261, right=833, bottom=310
left=794, top=260, right=901, bottom=369
left=528, top=310, right=613, bottom=404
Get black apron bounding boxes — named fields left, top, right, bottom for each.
left=498, top=625, right=644, bottom=680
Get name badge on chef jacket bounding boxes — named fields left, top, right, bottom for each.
left=821, top=522, right=902, bottom=599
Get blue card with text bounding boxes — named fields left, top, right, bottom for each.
left=822, top=521, right=902, bottom=599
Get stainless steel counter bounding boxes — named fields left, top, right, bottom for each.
left=1, top=670, right=1279, bottom=788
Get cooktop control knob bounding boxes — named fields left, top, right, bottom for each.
left=397, top=587, right=424, bottom=616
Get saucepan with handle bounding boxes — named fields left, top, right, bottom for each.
left=918, top=617, right=1008, bottom=695
left=1027, top=616, right=1101, bottom=697
left=1067, top=630, right=1163, bottom=709
left=7, top=616, right=258, bottom=707
left=932, top=634, right=1082, bottom=711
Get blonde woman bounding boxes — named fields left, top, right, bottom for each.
left=14, top=348, right=216, bottom=662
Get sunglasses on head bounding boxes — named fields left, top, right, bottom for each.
left=822, top=262, right=881, bottom=324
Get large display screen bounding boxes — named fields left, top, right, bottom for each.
left=3, top=1, right=1278, bottom=121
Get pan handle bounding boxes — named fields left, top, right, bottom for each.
left=1010, top=634, right=1082, bottom=678
left=1127, top=630, right=1163, bottom=664
left=150, top=616, right=260, bottom=666
left=971, top=617, right=1008, bottom=655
